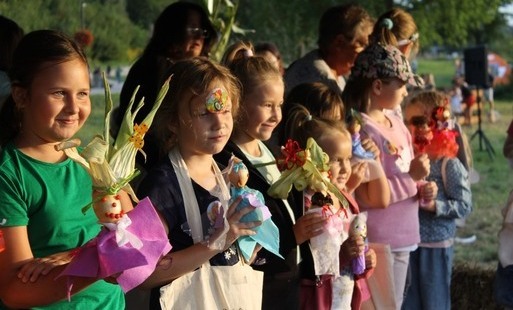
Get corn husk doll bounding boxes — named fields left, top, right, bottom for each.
left=58, top=74, right=172, bottom=295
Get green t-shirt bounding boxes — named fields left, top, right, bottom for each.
left=0, top=142, right=124, bottom=310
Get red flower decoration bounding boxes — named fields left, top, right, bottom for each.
left=74, top=29, right=94, bottom=48
left=276, top=139, right=306, bottom=171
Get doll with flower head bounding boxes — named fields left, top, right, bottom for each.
left=403, top=90, right=472, bottom=309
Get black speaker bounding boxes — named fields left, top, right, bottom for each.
left=464, top=46, right=488, bottom=87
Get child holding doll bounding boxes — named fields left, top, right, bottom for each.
left=137, top=57, right=262, bottom=310
left=0, top=30, right=124, bottom=309
left=402, top=90, right=472, bottom=310
left=215, top=41, right=302, bottom=309
left=280, top=104, right=379, bottom=309
left=342, top=42, right=429, bottom=309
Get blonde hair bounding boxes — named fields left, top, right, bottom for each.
left=155, top=57, right=240, bottom=154
left=220, top=40, right=254, bottom=66
left=222, top=40, right=283, bottom=128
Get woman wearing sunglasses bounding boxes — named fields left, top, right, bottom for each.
left=115, top=2, right=217, bottom=168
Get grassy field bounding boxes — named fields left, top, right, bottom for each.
left=416, top=57, right=455, bottom=89
left=77, top=58, right=512, bottom=272
left=454, top=100, right=513, bottom=269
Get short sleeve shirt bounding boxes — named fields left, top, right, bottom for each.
left=0, top=142, right=124, bottom=309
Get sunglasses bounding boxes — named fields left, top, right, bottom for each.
left=185, top=27, right=210, bottom=39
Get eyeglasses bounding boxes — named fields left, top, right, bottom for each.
left=185, top=27, right=210, bottom=39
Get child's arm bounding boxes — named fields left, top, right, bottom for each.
left=354, top=160, right=390, bottom=209
left=348, top=137, right=390, bottom=208
left=0, top=227, right=98, bottom=308
left=141, top=198, right=261, bottom=289
left=346, top=162, right=367, bottom=194
left=432, top=159, right=472, bottom=219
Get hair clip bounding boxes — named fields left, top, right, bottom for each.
left=304, top=114, right=313, bottom=122
left=381, top=18, right=393, bottom=30
left=243, top=49, right=254, bottom=58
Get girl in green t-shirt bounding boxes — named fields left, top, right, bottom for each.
left=0, top=30, right=124, bottom=309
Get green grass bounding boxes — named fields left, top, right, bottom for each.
left=75, top=93, right=119, bottom=143
left=416, top=57, right=456, bottom=89
left=454, top=100, right=513, bottom=269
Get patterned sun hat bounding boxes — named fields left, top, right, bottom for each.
left=349, top=43, right=424, bottom=87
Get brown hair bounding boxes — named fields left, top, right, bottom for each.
left=154, top=57, right=240, bottom=153
left=407, top=90, right=447, bottom=113
left=371, top=8, right=419, bottom=54
left=0, top=30, right=88, bottom=146
left=342, top=76, right=399, bottom=114
left=144, top=2, right=217, bottom=59
left=284, top=104, right=349, bottom=150
left=318, top=4, right=374, bottom=51
left=0, top=15, right=24, bottom=71
left=285, top=82, right=344, bottom=121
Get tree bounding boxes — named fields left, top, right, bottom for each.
left=407, top=0, right=513, bottom=48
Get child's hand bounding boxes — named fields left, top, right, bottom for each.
left=293, top=212, right=327, bottom=245
left=361, top=138, right=380, bottom=159
left=420, top=181, right=438, bottom=201
left=17, top=250, right=75, bottom=283
left=365, top=248, right=377, bottom=270
left=224, top=197, right=262, bottom=248
left=409, top=153, right=430, bottom=181
left=346, top=162, right=367, bottom=193
left=340, top=235, right=365, bottom=264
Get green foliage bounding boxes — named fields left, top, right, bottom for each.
left=126, top=0, right=173, bottom=28
left=410, top=0, right=510, bottom=48
left=85, top=2, right=147, bottom=61
left=202, top=0, right=255, bottom=62
left=1, top=0, right=513, bottom=69
left=0, top=0, right=147, bottom=62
